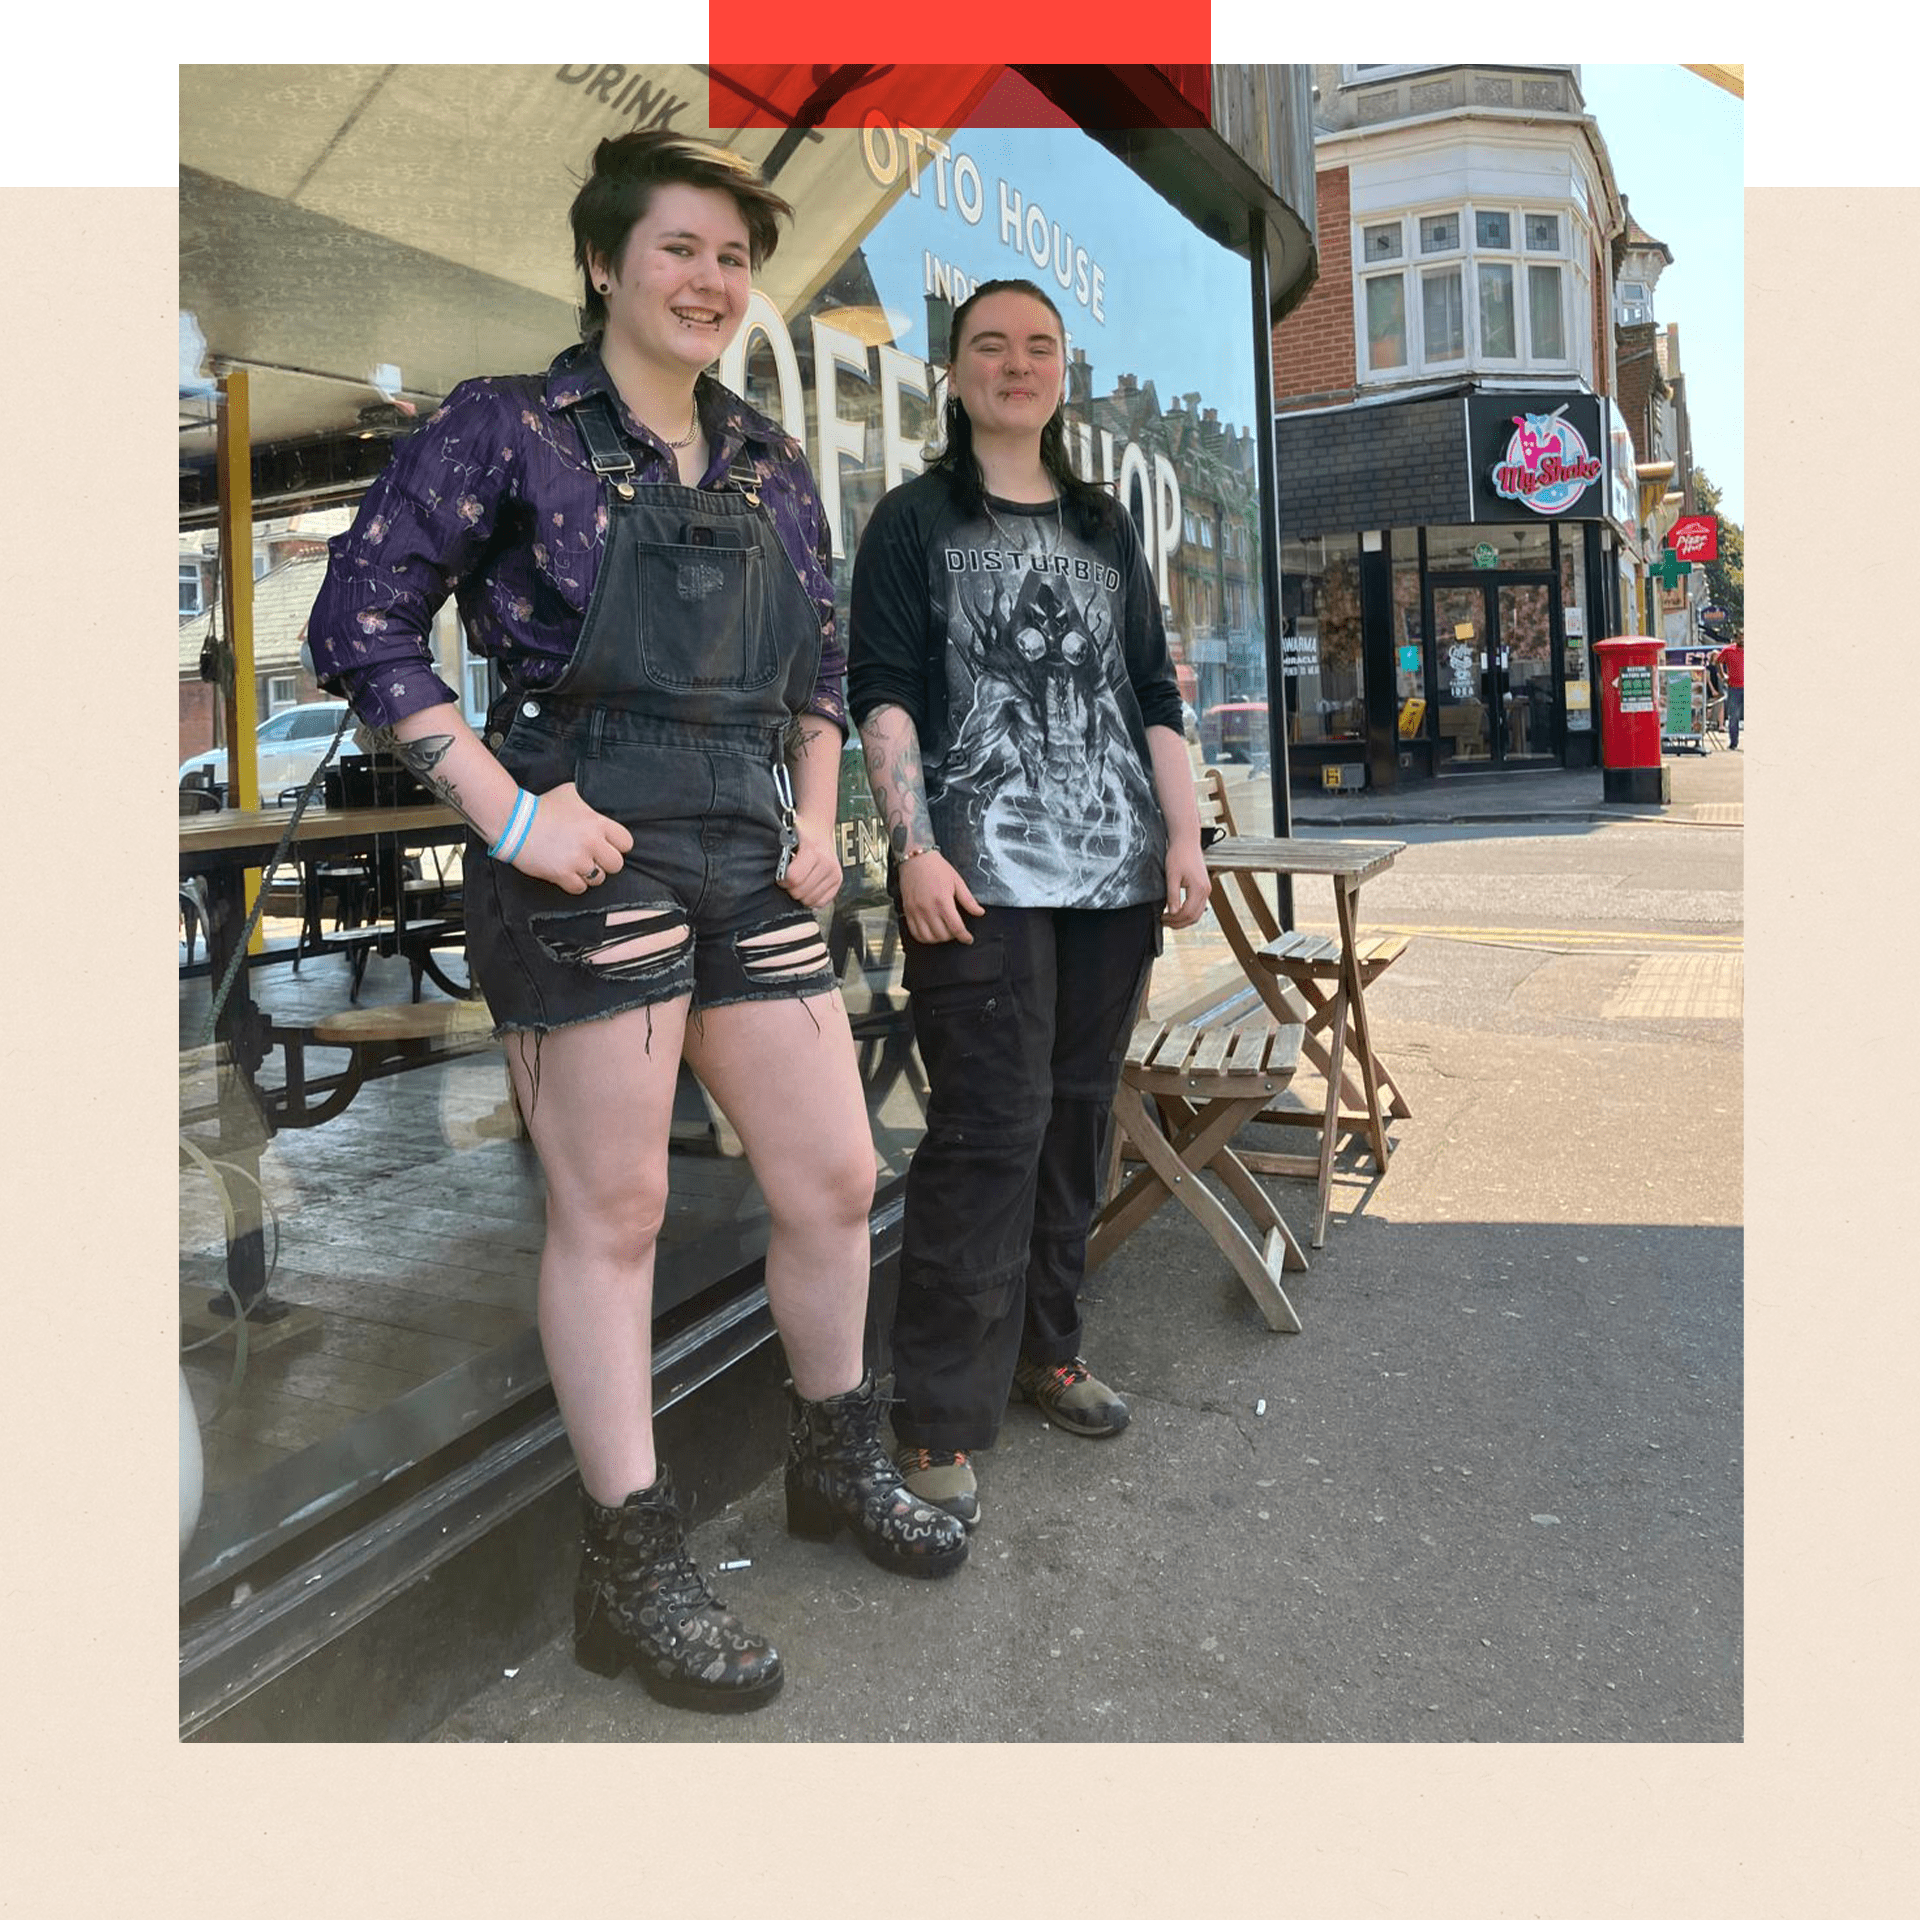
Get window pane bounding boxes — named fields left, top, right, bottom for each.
left=1529, top=264, right=1566, bottom=358
left=1421, top=268, right=1464, bottom=361
left=1526, top=211, right=1561, bottom=252
left=1366, top=275, right=1408, bottom=368
left=1279, top=538, right=1366, bottom=745
left=1362, top=222, right=1403, bottom=263
left=1419, top=212, right=1460, bottom=254
left=1475, top=209, right=1511, bottom=249
left=1478, top=261, right=1516, bottom=357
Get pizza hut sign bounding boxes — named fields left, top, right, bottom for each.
left=1666, top=514, right=1719, bottom=562
left=1490, top=406, right=1603, bottom=516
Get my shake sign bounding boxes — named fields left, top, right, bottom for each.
left=1490, top=406, right=1603, bottom=515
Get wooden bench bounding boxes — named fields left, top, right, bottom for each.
left=268, top=996, right=507, bottom=1130
left=1090, top=992, right=1309, bottom=1333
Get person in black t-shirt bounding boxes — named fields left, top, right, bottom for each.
left=848, top=279, right=1210, bottom=1532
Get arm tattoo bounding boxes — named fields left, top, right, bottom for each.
left=374, top=727, right=476, bottom=825
left=857, top=705, right=936, bottom=856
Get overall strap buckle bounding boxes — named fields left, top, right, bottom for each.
left=724, top=446, right=762, bottom=508
left=573, top=395, right=637, bottom=500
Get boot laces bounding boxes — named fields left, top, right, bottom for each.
left=902, top=1447, right=971, bottom=1471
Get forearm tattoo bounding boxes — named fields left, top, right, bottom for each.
left=858, top=706, right=936, bottom=857
left=374, top=727, right=476, bottom=826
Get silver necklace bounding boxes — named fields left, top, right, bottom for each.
left=663, top=397, right=700, bottom=450
left=983, top=487, right=1064, bottom=552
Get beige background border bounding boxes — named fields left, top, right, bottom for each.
left=4, top=94, right=1914, bottom=1920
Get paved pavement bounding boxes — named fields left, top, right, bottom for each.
left=1289, top=736, right=1743, bottom=830
left=430, top=748, right=1742, bottom=1743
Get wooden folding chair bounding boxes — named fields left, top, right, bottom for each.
left=1090, top=1007, right=1308, bottom=1332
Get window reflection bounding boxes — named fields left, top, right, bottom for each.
left=178, top=67, right=1273, bottom=1593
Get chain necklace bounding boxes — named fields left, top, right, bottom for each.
left=983, top=487, right=1064, bottom=553
left=663, top=396, right=700, bottom=449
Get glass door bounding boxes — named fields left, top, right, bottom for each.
left=1495, top=582, right=1555, bottom=762
left=1432, top=584, right=1492, bottom=767
left=1428, top=574, right=1560, bottom=768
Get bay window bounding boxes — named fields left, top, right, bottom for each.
left=1356, top=201, right=1580, bottom=380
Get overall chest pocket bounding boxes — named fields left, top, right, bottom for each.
left=634, top=538, right=775, bottom=693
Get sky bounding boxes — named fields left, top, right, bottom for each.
left=1578, top=64, right=1745, bottom=526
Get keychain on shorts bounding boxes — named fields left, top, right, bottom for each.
left=773, top=762, right=801, bottom=882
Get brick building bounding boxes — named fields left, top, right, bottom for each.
left=1267, top=64, right=1645, bottom=790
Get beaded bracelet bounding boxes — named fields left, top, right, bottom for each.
left=487, top=788, right=538, bottom=863
left=899, top=843, right=937, bottom=862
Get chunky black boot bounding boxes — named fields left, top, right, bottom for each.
left=574, top=1467, right=784, bottom=1713
left=785, top=1372, right=970, bottom=1578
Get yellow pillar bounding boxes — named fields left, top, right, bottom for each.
left=217, top=370, right=264, bottom=947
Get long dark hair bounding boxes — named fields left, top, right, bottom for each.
left=926, top=277, right=1114, bottom=530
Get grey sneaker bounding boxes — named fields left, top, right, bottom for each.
left=894, top=1446, right=980, bottom=1531
left=1012, top=1355, right=1130, bottom=1437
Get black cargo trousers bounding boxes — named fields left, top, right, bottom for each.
left=887, top=899, right=1160, bottom=1453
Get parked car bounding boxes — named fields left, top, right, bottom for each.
left=179, top=699, right=359, bottom=803
left=1199, top=700, right=1270, bottom=766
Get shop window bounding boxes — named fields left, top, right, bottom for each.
left=1392, top=532, right=1428, bottom=746
left=1278, top=537, right=1365, bottom=748
left=177, top=63, right=1279, bottom=1617
left=1560, top=526, right=1593, bottom=733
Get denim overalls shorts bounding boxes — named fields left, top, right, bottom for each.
left=466, top=395, right=837, bottom=1036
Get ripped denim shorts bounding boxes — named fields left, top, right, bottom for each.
left=465, top=702, right=837, bottom=1037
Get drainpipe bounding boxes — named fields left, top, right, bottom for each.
left=1249, top=208, right=1296, bottom=930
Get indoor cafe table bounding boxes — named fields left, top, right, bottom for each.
left=179, top=800, right=467, bottom=1318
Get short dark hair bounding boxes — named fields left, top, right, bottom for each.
left=927, top=277, right=1114, bottom=529
left=568, top=130, right=792, bottom=340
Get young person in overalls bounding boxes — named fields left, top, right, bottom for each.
left=307, top=131, right=966, bottom=1716
left=848, top=279, right=1212, bottom=1531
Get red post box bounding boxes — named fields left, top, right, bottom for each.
left=1594, top=636, right=1671, bottom=804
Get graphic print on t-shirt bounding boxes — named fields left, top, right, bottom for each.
left=933, top=509, right=1164, bottom=907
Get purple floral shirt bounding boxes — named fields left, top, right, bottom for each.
left=307, top=342, right=845, bottom=735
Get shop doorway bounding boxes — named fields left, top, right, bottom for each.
left=1426, top=573, right=1559, bottom=769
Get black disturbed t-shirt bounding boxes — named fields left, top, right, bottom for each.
left=848, top=471, right=1183, bottom=910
